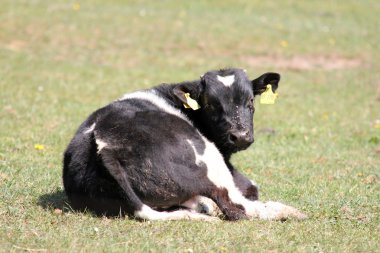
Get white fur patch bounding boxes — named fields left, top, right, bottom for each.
left=119, top=90, right=191, bottom=125
left=186, top=138, right=250, bottom=205
left=95, top=139, right=108, bottom=153
left=84, top=123, right=96, bottom=134
left=187, top=138, right=235, bottom=189
left=217, top=75, right=235, bottom=87
left=252, top=201, right=307, bottom=220
left=181, top=196, right=221, bottom=217
left=134, top=204, right=217, bottom=221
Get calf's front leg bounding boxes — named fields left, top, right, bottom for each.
left=200, top=185, right=306, bottom=221
left=228, top=190, right=307, bottom=220
left=187, top=139, right=306, bottom=221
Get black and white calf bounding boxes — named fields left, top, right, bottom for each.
left=63, top=68, right=306, bottom=221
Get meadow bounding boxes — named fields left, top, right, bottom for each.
left=0, top=0, right=379, bottom=252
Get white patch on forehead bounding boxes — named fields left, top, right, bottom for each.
left=84, top=123, right=96, bottom=134
left=217, top=75, right=235, bottom=87
left=119, top=90, right=191, bottom=125
left=95, top=139, right=108, bottom=153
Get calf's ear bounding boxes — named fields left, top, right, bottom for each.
left=251, top=72, right=280, bottom=96
left=173, top=81, right=202, bottom=105
left=173, top=86, right=189, bottom=105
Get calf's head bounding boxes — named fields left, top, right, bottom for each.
left=174, top=68, right=280, bottom=154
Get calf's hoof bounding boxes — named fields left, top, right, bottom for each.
left=224, top=209, right=249, bottom=221
left=263, top=201, right=307, bottom=221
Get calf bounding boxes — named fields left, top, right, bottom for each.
left=63, top=68, right=306, bottom=221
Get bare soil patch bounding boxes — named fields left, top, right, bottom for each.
left=3, top=40, right=27, bottom=52
left=241, top=55, right=364, bottom=71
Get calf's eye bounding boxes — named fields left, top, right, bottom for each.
left=246, top=98, right=254, bottom=109
left=205, top=104, right=215, bottom=111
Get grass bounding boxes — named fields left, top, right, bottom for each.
left=0, top=0, right=379, bottom=252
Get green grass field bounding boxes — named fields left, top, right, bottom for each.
left=1, top=0, right=379, bottom=252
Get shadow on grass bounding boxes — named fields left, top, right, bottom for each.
left=37, top=189, right=129, bottom=218
left=38, top=189, right=70, bottom=211
left=38, top=189, right=185, bottom=218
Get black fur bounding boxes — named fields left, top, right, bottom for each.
left=63, top=68, right=280, bottom=219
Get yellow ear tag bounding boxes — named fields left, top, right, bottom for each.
left=260, top=84, right=278, bottom=104
left=183, top=93, right=201, bottom=110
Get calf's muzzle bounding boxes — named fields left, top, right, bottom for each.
left=228, top=130, right=254, bottom=149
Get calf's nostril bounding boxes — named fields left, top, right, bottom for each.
left=229, top=133, right=238, bottom=143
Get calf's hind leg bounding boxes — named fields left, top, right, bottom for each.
left=100, top=152, right=217, bottom=221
